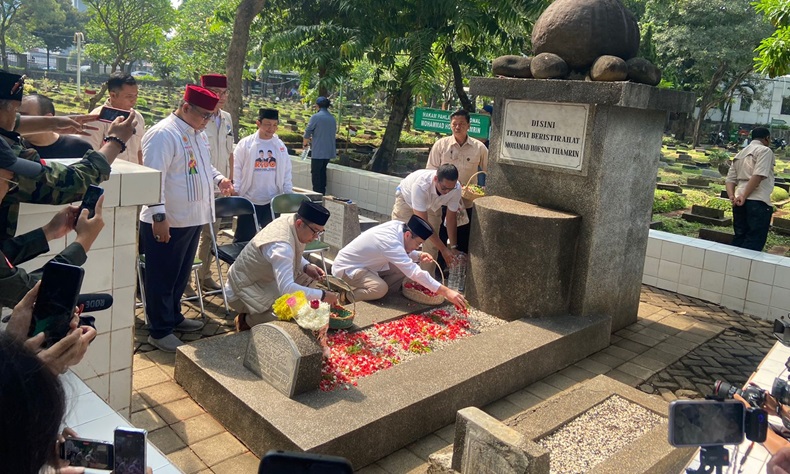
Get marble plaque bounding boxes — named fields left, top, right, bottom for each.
left=243, top=324, right=301, bottom=397
left=500, top=99, right=589, bottom=171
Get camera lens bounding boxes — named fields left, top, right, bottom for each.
left=772, top=378, right=790, bottom=405
left=714, top=380, right=741, bottom=399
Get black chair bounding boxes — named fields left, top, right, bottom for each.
left=209, top=196, right=259, bottom=314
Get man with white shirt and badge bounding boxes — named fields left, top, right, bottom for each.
left=139, top=85, right=234, bottom=352
left=391, top=164, right=462, bottom=270
left=332, top=215, right=466, bottom=308
left=232, top=108, right=292, bottom=240
left=186, top=73, right=236, bottom=296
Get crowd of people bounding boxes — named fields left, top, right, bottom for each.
left=0, top=63, right=481, bottom=471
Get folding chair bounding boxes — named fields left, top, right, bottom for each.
left=270, top=193, right=330, bottom=276
left=136, top=255, right=206, bottom=323
left=209, top=196, right=259, bottom=314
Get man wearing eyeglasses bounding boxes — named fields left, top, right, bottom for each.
left=225, top=200, right=339, bottom=331
left=184, top=74, right=237, bottom=297
left=0, top=147, right=105, bottom=309
left=332, top=215, right=467, bottom=308
left=138, top=85, right=234, bottom=352
left=391, top=164, right=463, bottom=271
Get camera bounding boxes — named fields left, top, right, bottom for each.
left=668, top=399, right=767, bottom=447
left=774, top=316, right=790, bottom=345
left=713, top=380, right=767, bottom=408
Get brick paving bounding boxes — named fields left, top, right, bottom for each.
left=132, top=259, right=778, bottom=473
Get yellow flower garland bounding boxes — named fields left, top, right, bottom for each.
left=272, top=291, right=307, bottom=321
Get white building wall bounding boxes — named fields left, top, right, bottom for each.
left=707, top=75, right=790, bottom=127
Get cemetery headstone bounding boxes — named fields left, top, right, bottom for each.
left=656, top=183, right=683, bottom=193
left=720, top=190, right=728, bottom=198
left=776, top=182, right=790, bottom=193
left=243, top=321, right=323, bottom=398
left=322, top=196, right=362, bottom=259
left=686, top=177, right=708, bottom=186
left=649, top=221, right=664, bottom=230
left=693, top=161, right=710, bottom=169
left=450, top=407, right=549, bottom=474
left=682, top=164, right=699, bottom=171
left=682, top=204, right=731, bottom=227
left=772, top=217, right=790, bottom=236
left=698, top=228, right=734, bottom=245
left=701, top=169, right=721, bottom=179
left=776, top=177, right=786, bottom=183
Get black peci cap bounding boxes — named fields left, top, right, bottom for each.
left=258, top=108, right=279, bottom=120
left=0, top=71, right=25, bottom=101
left=407, top=215, right=433, bottom=240
left=298, top=200, right=330, bottom=226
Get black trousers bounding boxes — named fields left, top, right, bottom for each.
left=139, top=222, right=201, bottom=339
left=732, top=200, right=772, bottom=251
left=311, top=159, right=330, bottom=194
left=234, top=203, right=273, bottom=243
left=437, top=206, right=473, bottom=269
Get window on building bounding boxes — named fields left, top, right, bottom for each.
left=740, top=95, right=752, bottom=112
left=782, top=97, right=790, bottom=116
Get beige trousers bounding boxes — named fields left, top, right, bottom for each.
left=391, top=194, right=442, bottom=271
left=230, top=272, right=316, bottom=328
left=340, top=267, right=406, bottom=302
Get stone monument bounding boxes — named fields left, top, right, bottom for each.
left=468, top=79, right=694, bottom=331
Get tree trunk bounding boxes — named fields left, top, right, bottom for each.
left=226, top=0, right=267, bottom=138
left=87, top=83, right=108, bottom=112
left=446, top=45, right=473, bottom=112
left=0, top=36, right=8, bottom=70
left=692, top=63, right=729, bottom=146
left=370, top=81, right=413, bottom=173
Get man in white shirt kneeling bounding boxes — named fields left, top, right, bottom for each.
left=332, top=215, right=466, bottom=308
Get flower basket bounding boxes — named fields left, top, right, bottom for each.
left=461, top=171, right=486, bottom=202
left=315, top=275, right=356, bottom=330
left=402, top=256, right=445, bottom=305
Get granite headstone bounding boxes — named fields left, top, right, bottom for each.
left=322, top=196, right=362, bottom=259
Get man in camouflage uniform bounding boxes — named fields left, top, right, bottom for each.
left=0, top=71, right=137, bottom=307
left=0, top=71, right=137, bottom=241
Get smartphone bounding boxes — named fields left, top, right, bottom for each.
left=60, top=437, right=114, bottom=469
left=28, top=262, right=85, bottom=348
left=75, top=184, right=104, bottom=226
left=259, top=450, right=353, bottom=473
left=114, top=427, right=146, bottom=474
left=668, top=399, right=745, bottom=447
left=98, top=106, right=131, bottom=123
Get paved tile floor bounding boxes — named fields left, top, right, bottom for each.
left=132, top=278, right=776, bottom=473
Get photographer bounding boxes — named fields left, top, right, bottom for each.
left=0, top=153, right=105, bottom=309
left=0, top=332, right=153, bottom=474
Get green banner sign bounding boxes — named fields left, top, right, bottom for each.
left=413, top=107, right=490, bottom=139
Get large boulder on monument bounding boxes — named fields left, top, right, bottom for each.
left=492, top=55, right=533, bottom=78
left=531, top=0, right=640, bottom=71
left=627, top=57, right=662, bottom=86
left=590, top=55, right=628, bottom=81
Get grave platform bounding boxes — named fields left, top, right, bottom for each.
left=174, top=310, right=610, bottom=468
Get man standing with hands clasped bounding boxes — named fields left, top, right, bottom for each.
left=303, top=96, right=336, bottom=195
left=726, top=127, right=775, bottom=251
left=139, top=85, right=234, bottom=352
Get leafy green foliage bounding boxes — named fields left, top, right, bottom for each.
left=772, top=186, right=790, bottom=202
left=704, top=197, right=732, bottom=212
left=755, top=0, right=790, bottom=77
left=653, top=190, right=688, bottom=214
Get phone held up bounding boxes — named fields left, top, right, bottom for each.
left=259, top=450, right=353, bottom=474
left=59, top=437, right=114, bottom=469
left=98, top=106, right=131, bottom=123
left=668, top=399, right=767, bottom=447
left=114, top=427, right=147, bottom=474
left=28, top=262, right=84, bottom=348
left=75, top=184, right=104, bottom=226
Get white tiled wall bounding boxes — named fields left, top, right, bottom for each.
left=291, top=157, right=400, bottom=216
left=644, top=230, right=790, bottom=321
left=15, top=161, right=160, bottom=419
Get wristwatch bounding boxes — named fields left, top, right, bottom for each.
left=152, top=213, right=166, bottom=222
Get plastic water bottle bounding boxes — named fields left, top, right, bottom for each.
left=447, top=253, right=468, bottom=292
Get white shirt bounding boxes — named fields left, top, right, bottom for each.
left=726, top=139, right=775, bottom=206
left=223, top=242, right=322, bottom=301
left=397, top=169, right=462, bottom=213
left=233, top=133, right=293, bottom=205
left=86, top=101, right=146, bottom=164
left=204, top=109, right=235, bottom=178
left=332, top=220, right=441, bottom=293
left=139, top=114, right=225, bottom=228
